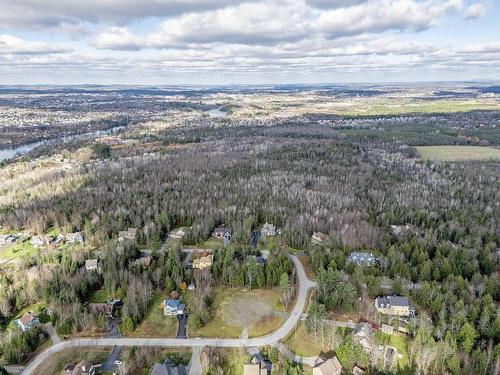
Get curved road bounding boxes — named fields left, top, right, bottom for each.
left=22, top=255, right=316, bottom=374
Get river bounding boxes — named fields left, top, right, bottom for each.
left=0, top=125, right=126, bottom=163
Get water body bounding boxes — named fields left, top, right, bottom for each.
left=0, top=125, right=126, bottom=162
left=207, top=108, right=228, bottom=118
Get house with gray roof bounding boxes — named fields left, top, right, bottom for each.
left=375, top=295, right=415, bottom=317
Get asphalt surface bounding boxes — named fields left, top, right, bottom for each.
left=21, top=255, right=316, bottom=374
left=177, top=314, right=188, bottom=339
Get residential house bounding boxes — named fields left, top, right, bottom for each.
left=118, top=227, right=137, bottom=242
left=151, top=359, right=187, bottom=375
left=261, top=223, right=276, bottom=237
left=31, top=235, right=53, bottom=247
left=53, top=233, right=65, bottom=245
left=348, top=252, right=376, bottom=266
left=15, top=313, right=39, bottom=332
left=375, top=296, right=415, bottom=317
left=0, top=234, right=18, bottom=245
left=192, top=254, right=213, bottom=270
left=353, top=323, right=374, bottom=353
left=133, top=255, right=153, bottom=267
left=352, top=366, right=365, bottom=375
left=212, top=227, right=232, bottom=239
left=313, top=356, right=342, bottom=375
left=66, top=232, right=84, bottom=244
left=60, top=361, right=96, bottom=375
left=85, top=259, right=98, bottom=272
left=243, top=359, right=267, bottom=375
left=311, top=232, right=328, bottom=245
left=163, top=299, right=185, bottom=316
left=169, top=228, right=188, bottom=239
left=381, top=323, right=395, bottom=335
left=88, top=303, right=115, bottom=318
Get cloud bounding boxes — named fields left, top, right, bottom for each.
left=0, top=0, right=253, bottom=30
left=306, top=0, right=369, bottom=9
left=0, top=34, right=71, bottom=55
left=94, top=0, right=464, bottom=51
left=314, top=0, right=463, bottom=38
left=464, top=2, right=487, bottom=19
left=94, top=27, right=145, bottom=50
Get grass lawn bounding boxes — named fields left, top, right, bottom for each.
left=257, top=235, right=280, bottom=251
left=35, top=347, right=111, bottom=375
left=128, top=294, right=178, bottom=338
left=283, top=322, right=330, bottom=357
left=416, top=146, right=500, bottom=161
left=375, top=332, right=409, bottom=365
left=0, top=241, right=37, bottom=261
left=199, top=238, right=224, bottom=250
left=193, top=288, right=287, bottom=338
left=88, top=289, right=112, bottom=303
left=218, top=348, right=248, bottom=375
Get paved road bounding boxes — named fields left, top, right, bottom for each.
left=21, top=255, right=316, bottom=374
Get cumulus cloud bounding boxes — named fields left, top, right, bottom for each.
left=314, top=0, right=463, bottom=38
left=0, top=0, right=498, bottom=83
left=464, top=2, right=487, bottom=19
left=0, top=34, right=71, bottom=55
left=0, top=0, right=253, bottom=30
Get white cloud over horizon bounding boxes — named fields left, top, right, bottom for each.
left=0, top=0, right=498, bottom=84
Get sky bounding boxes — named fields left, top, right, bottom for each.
left=0, top=0, right=499, bottom=85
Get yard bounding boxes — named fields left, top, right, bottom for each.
left=0, top=241, right=37, bottom=261
left=88, top=289, right=112, bottom=303
left=192, top=288, right=287, bottom=338
left=8, top=302, right=48, bottom=328
left=199, top=238, right=224, bottom=250
left=127, top=294, right=178, bottom=338
left=283, top=322, right=330, bottom=357
left=35, top=347, right=111, bottom=375
left=416, top=145, right=500, bottom=161
left=374, top=331, right=409, bottom=365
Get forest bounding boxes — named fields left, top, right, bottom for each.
left=0, top=109, right=499, bottom=374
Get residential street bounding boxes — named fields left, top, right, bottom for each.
left=21, top=255, right=316, bottom=374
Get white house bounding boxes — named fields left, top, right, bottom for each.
left=261, top=223, right=276, bottom=237
left=15, top=313, right=39, bottom=332
left=85, top=259, right=98, bottom=272
left=163, top=299, right=185, bottom=316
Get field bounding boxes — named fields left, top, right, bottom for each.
left=283, top=322, right=330, bottom=357
left=127, top=295, right=178, bottom=338
left=193, top=288, right=287, bottom=338
left=35, top=347, right=111, bottom=375
left=416, top=146, right=500, bottom=161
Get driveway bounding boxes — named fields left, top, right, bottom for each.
left=100, top=318, right=124, bottom=373
left=177, top=314, right=188, bottom=339
left=21, top=255, right=316, bottom=374
left=188, top=347, right=203, bottom=375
